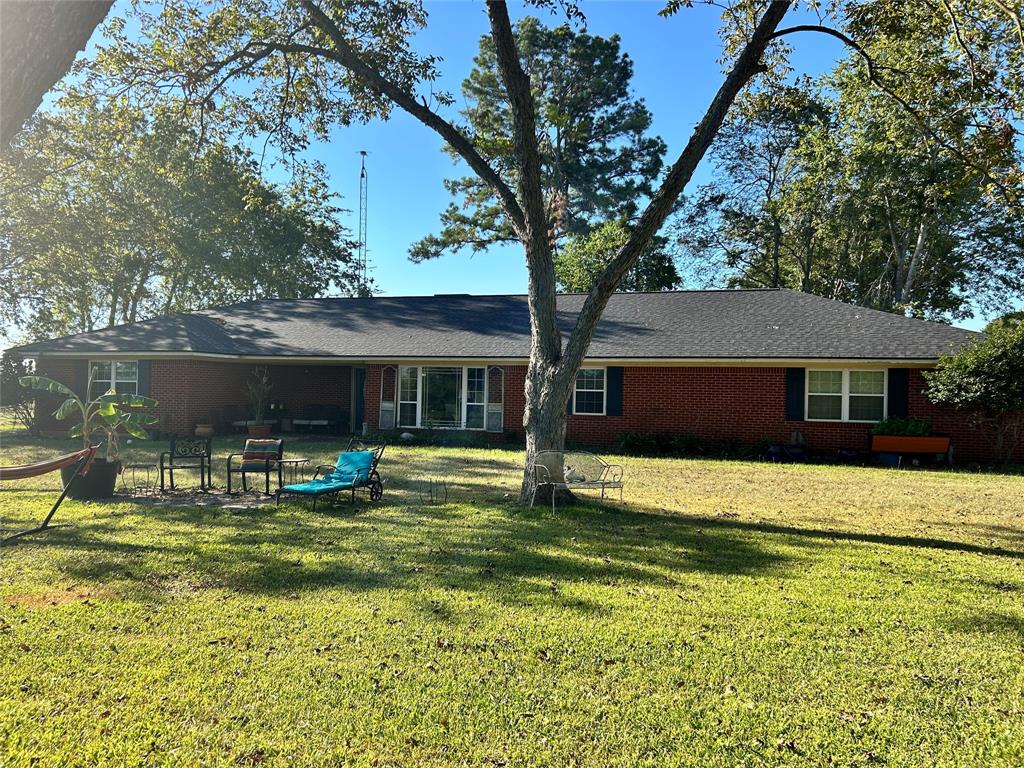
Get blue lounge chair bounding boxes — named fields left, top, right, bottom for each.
left=275, top=442, right=385, bottom=511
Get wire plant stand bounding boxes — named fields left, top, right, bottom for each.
left=418, top=478, right=449, bottom=505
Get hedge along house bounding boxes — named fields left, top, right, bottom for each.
left=11, top=289, right=1015, bottom=463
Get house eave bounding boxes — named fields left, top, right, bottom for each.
left=23, top=350, right=943, bottom=367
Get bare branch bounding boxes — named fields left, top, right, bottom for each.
left=990, top=0, right=1024, bottom=50
left=768, top=23, right=1020, bottom=207
left=297, top=0, right=526, bottom=236
left=939, top=0, right=978, bottom=87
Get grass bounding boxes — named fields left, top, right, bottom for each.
left=2, top=432, right=1024, bottom=767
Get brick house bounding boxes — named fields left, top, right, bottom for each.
left=11, top=289, right=1014, bottom=462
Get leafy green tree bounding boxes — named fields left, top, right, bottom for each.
left=556, top=222, right=678, bottom=293
left=679, top=86, right=829, bottom=290
left=0, top=98, right=360, bottom=339
left=926, top=323, right=1024, bottom=464
left=680, top=26, right=1024, bottom=322
left=0, top=353, right=37, bottom=433
left=82, top=0, right=1024, bottom=501
left=985, top=311, right=1024, bottom=333
left=411, top=17, right=666, bottom=258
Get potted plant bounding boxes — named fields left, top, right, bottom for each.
left=870, top=417, right=952, bottom=455
left=20, top=373, right=159, bottom=499
left=245, top=367, right=273, bottom=437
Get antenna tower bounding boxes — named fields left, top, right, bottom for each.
left=357, top=150, right=369, bottom=296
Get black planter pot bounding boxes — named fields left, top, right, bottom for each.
left=60, top=458, right=120, bottom=500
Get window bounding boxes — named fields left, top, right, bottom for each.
left=465, top=367, right=486, bottom=430
left=379, top=366, right=397, bottom=429
left=806, top=369, right=885, bottom=422
left=422, top=367, right=462, bottom=427
left=486, top=366, right=504, bottom=433
left=396, top=365, right=490, bottom=430
left=399, top=366, right=419, bottom=428
left=573, top=368, right=606, bottom=415
left=90, top=360, right=138, bottom=399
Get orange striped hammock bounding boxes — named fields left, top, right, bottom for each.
left=1, top=445, right=99, bottom=544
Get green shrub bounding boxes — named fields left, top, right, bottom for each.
left=872, top=417, right=934, bottom=436
left=613, top=432, right=707, bottom=458
left=926, top=322, right=1024, bottom=464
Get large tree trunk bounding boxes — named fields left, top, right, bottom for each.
left=0, top=1, right=113, bottom=150
left=519, top=360, right=574, bottom=503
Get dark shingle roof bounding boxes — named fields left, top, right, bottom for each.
left=11, top=289, right=979, bottom=361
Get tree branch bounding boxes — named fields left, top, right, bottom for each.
left=767, top=23, right=1020, bottom=208
left=560, top=0, right=792, bottom=379
left=297, top=0, right=525, bottom=236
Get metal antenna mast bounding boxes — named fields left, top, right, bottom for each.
left=357, top=150, right=369, bottom=296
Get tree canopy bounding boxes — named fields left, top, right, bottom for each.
left=1, top=98, right=360, bottom=339
left=408, top=17, right=679, bottom=292
left=680, top=6, right=1024, bottom=322
left=926, top=323, right=1024, bottom=463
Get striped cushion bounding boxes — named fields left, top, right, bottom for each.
left=241, top=439, right=282, bottom=471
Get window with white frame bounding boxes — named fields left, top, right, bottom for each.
left=396, top=365, right=490, bottom=430
left=465, top=367, right=486, bottom=429
left=90, top=360, right=138, bottom=399
left=398, top=366, right=419, bottom=428
left=573, top=368, right=606, bottom=415
left=806, top=369, right=885, bottom=422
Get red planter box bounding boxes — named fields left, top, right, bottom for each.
left=871, top=435, right=951, bottom=454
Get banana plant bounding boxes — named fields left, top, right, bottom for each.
left=20, top=372, right=159, bottom=462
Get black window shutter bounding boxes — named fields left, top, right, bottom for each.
left=784, top=367, right=805, bottom=421
left=567, top=392, right=573, bottom=416
left=73, top=360, right=89, bottom=399
left=137, top=360, right=152, bottom=397
left=606, top=366, right=623, bottom=416
left=887, top=368, right=909, bottom=418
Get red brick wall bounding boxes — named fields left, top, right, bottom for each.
left=364, top=364, right=385, bottom=430
left=32, top=357, right=80, bottom=435
left=533, top=366, right=878, bottom=453
left=361, top=362, right=1020, bottom=463
left=35, top=356, right=352, bottom=437
left=905, top=368, right=1013, bottom=463
left=152, top=361, right=352, bottom=435
left=36, top=357, right=1018, bottom=462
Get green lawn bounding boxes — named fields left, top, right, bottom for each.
left=2, top=433, right=1024, bottom=767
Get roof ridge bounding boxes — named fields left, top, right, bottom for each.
left=783, top=288, right=978, bottom=334
left=198, top=287, right=783, bottom=312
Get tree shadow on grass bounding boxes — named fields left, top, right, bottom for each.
left=9, top=489, right=801, bottom=606
left=947, top=610, right=1024, bottom=637
left=652, top=510, right=1024, bottom=562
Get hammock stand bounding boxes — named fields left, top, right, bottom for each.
left=1, top=445, right=99, bottom=545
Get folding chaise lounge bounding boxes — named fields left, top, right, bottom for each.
left=275, top=441, right=385, bottom=511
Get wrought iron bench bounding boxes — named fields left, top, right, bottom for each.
left=292, top=403, right=345, bottom=435
left=159, top=437, right=213, bottom=492
left=530, top=450, right=624, bottom=512
left=276, top=439, right=386, bottom=511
